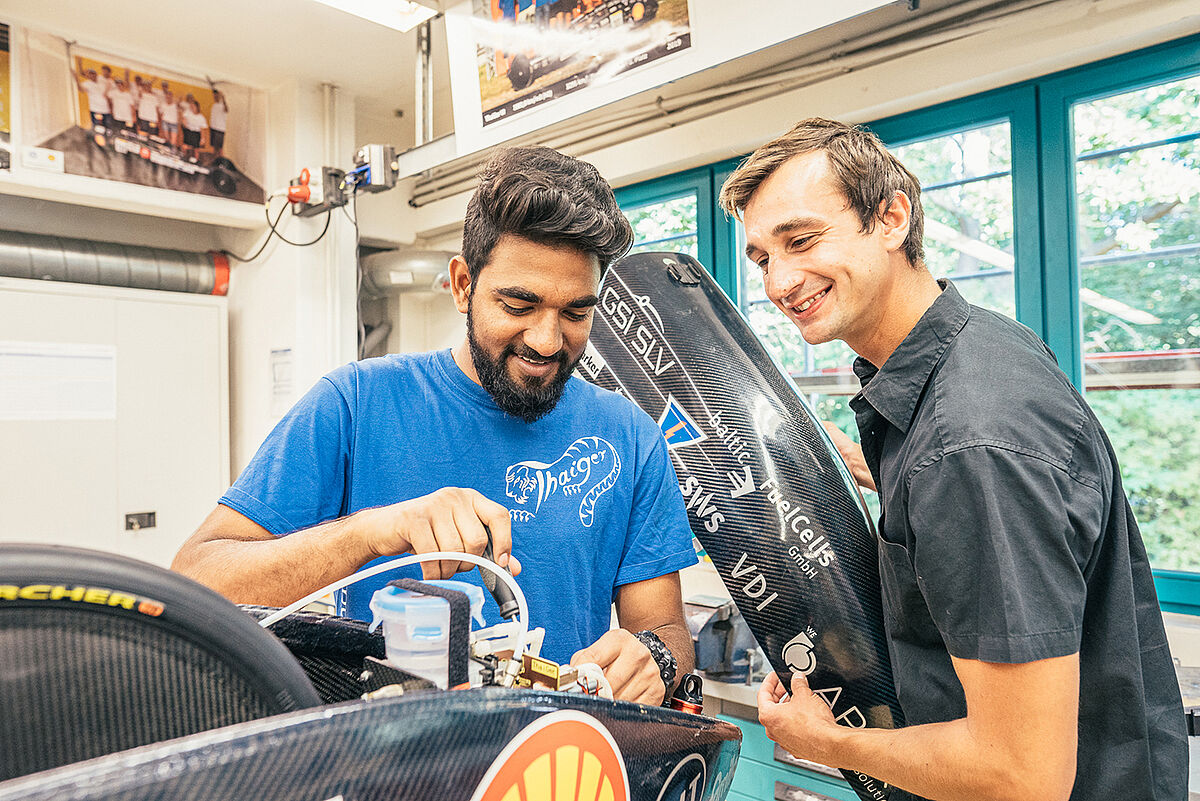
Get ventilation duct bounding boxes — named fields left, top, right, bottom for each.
left=360, top=250, right=453, bottom=297
left=0, top=230, right=229, bottom=296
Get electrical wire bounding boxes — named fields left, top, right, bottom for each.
left=222, top=195, right=334, bottom=262
left=222, top=199, right=288, bottom=263
left=256, top=550, right=531, bottom=688
left=271, top=206, right=332, bottom=247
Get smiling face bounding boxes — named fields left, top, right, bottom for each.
left=743, top=150, right=915, bottom=363
left=451, top=235, right=601, bottom=422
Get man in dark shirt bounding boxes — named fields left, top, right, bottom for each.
left=719, top=117, right=1186, bottom=801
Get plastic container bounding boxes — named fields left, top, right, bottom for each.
left=369, top=586, right=450, bottom=688
left=421, top=579, right=486, bottom=627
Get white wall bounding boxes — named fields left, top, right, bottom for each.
left=225, top=81, right=359, bottom=473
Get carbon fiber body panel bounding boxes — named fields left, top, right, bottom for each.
left=0, top=689, right=741, bottom=801
left=582, top=252, right=902, bottom=801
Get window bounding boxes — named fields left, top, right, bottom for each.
left=626, top=193, right=700, bottom=258
left=891, top=122, right=1016, bottom=318
left=615, top=167, right=719, bottom=282
left=1070, top=74, right=1200, bottom=571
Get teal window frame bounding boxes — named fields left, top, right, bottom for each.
left=615, top=164, right=739, bottom=298
left=614, top=33, right=1200, bottom=611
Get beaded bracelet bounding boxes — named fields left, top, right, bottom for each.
left=634, top=629, right=677, bottom=703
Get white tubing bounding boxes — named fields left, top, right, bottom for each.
left=257, top=552, right=530, bottom=682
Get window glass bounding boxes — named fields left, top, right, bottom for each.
left=891, top=122, right=1016, bottom=317
left=1073, top=73, right=1200, bottom=570
left=625, top=193, right=699, bottom=257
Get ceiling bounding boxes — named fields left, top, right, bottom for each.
left=0, top=0, right=450, bottom=121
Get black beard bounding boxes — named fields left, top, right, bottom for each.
left=466, top=297, right=580, bottom=423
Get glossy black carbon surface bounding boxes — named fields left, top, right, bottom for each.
left=582, top=252, right=903, bottom=801
left=0, top=688, right=741, bottom=801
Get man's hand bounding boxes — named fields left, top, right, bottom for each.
left=571, top=629, right=665, bottom=705
left=822, top=421, right=876, bottom=492
left=757, top=671, right=843, bottom=768
left=356, top=487, right=520, bottom=580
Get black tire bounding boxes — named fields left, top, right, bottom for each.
left=210, top=167, right=238, bottom=196
left=210, top=156, right=236, bottom=172
left=508, top=54, right=533, bottom=91
left=0, top=543, right=319, bottom=779
left=633, top=0, right=658, bottom=23
left=0, top=543, right=319, bottom=709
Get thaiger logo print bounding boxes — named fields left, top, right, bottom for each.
left=505, top=437, right=620, bottom=527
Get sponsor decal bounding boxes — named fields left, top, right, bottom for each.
left=678, top=474, right=725, bottom=535
left=707, top=411, right=757, bottom=498
left=729, top=552, right=778, bottom=612
left=577, top=342, right=608, bottom=380
left=658, top=395, right=706, bottom=450
left=782, top=632, right=817, bottom=676
left=779, top=629, right=869, bottom=732
left=655, top=753, right=707, bottom=801
left=469, top=710, right=629, bottom=801
left=759, top=478, right=836, bottom=570
left=0, top=584, right=164, bottom=616
left=600, top=285, right=676, bottom=377
left=506, top=437, right=621, bottom=527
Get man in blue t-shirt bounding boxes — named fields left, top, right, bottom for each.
left=174, top=147, right=697, bottom=705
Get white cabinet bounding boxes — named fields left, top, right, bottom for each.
left=0, top=278, right=228, bottom=567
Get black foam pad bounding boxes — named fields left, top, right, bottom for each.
left=391, top=579, right=471, bottom=688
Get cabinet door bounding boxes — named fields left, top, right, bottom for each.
left=0, top=289, right=121, bottom=554
left=114, top=297, right=227, bottom=567
left=0, top=280, right=227, bottom=567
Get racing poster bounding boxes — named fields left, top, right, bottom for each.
left=441, top=0, right=892, bottom=163
left=472, top=0, right=691, bottom=127
left=19, top=29, right=266, bottom=203
left=0, top=22, right=11, bottom=171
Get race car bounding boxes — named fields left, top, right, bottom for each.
left=93, top=124, right=239, bottom=196
left=503, top=0, right=660, bottom=91
left=0, top=543, right=740, bottom=801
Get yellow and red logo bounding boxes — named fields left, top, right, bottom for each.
left=0, top=584, right=164, bottom=617
left=470, top=711, right=629, bottom=801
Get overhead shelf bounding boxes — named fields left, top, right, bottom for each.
left=0, top=165, right=267, bottom=231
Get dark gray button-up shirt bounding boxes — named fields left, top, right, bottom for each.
left=850, top=280, right=1186, bottom=800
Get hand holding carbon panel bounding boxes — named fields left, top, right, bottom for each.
left=582, top=252, right=903, bottom=801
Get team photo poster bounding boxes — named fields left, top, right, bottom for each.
left=19, top=28, right=266, bottom=203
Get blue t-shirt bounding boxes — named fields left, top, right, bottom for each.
left=221, top=349, right=696, bottom=663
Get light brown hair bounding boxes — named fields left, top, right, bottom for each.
left=719, top=117, right=925, bottom=266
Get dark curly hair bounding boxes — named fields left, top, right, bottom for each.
left=461, top=147, right=634, bottom=283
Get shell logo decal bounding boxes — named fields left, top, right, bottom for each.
left=470, top=711, right=630, bottom=801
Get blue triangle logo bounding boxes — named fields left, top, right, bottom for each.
left=658, top=395, right=706, bottom=449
